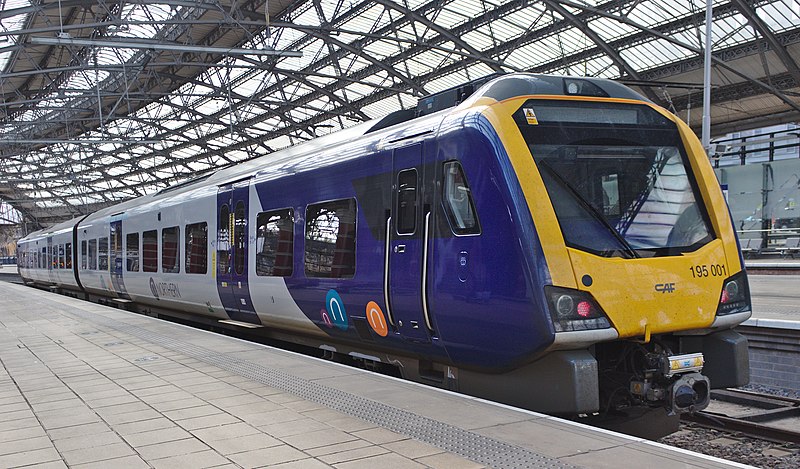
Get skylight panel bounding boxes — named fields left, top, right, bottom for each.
left=442, top=0, right=487, bottom=21
left=340, top=4, right=387, bottom=33
left=484, top=17, right=528, bottom=44
left=0, top=0, right=31, bottom=72
left=712, top=15, right=756, bottom=49
left=587, top=16, right=639, bottom=43
left=628, top=0, right=697, bottom=29
left=621, top=38, right=694, bottom=71
left=756, top=1, right=800, bottom=32
left=361, top=95, right=403, bottom=119
left=363, top=39, right=403, bottom=61
left=460, top=29, right=495, bottom=51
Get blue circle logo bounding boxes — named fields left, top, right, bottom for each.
left=325, top=290, right=349, bottom=331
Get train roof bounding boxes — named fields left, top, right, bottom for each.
left=19, top=217, right=80, bottom=243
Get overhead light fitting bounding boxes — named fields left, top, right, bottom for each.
left=30, top=37, right=303, bottom=58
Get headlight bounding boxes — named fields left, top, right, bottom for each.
left=716, top=271, right=750, bottom=316
left=544, top=286, right=611, bottom=332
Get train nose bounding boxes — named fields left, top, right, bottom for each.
left=669, top=373, right=710, bottom=414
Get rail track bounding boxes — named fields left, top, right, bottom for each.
left=682, top=389, right=800, bottom=444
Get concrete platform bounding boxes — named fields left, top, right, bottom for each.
left=745, top=274, right=800, bottom=330
left=0, top=282, right=753, bottom=469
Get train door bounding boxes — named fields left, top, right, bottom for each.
left=47, top=236, right=54, bottom=282
left=216, top=179, right=261, bottom=325
left=387, top=143, right=431, bottom=342
left=109, top=219, right=130, bottom=299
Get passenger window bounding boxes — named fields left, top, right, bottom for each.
left=162, top=226, right=180, bottom=273
left=98, top=237, right=109, bottom=271
left=58, top=244, right=65, bottom=269
left=65, top=243, right=72, bottom=269
left=81, top=240, right=87, bottom=269
left=218, top=205, right=231, bottom=275
left=126, top=233, right=139, bottom=272
left=234, top=202, right=246, bottom=276
left=305, top=198, right=356, bottom=278
left=396, top=169, right=418, bottom=235
left=256, top=209, right=294, bottom=277
left=88, top=240, right=97, bottom=270
left=185, top=222, right=208, bottom=274
left=442, top=161, right=480, bottom=235
left=143, top=230, right=158, bottom=272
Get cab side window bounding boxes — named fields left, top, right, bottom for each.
left=442, top=161, right=480, bottom=235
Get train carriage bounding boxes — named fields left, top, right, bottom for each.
left=18, top=73, right=751, bottom=435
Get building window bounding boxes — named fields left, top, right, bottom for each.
left=143, top=230, right=158, bottom=272
left=305, top=198, right=356, bottom=278
left=162, top=226, right=180, bottom=273
left=126, top=233, right=139, bottom=272
left=88, top=239, right=97, bottom=270
left=256, top=209, right=293, bottom=277
left=185, top=222, right=208, bottom=274
left=442, top=161, right=480, bottom=235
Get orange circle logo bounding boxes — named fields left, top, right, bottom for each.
left=366, top=301, right=388, bottom=337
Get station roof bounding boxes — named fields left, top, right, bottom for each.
left=1, top=0, right=799, bottom=228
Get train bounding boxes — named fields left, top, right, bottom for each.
left=17, top=73, right=751, bottom=436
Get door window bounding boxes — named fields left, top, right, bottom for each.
left=88, top=240, right=97, bottom=270
left=234, top=202, right=246, bottom=276
left=396, top=169, right=418, bottom=235
left=98, top=237, right=109, bottom=271
left=81, top=240, right=87, bottom=269
left=218, top=205, right=231, bottom=275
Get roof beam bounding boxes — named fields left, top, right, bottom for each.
left=728, top=0, right=800, bottom=85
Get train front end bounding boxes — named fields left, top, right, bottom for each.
left=479, top=75, right=750, bottom=419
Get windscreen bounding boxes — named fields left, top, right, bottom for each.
left=514, top=100, right=714, bottom=258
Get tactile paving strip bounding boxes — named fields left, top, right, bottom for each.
left=71, top=310, right=575, bottom=469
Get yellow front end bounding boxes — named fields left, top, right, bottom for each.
left=568, top=241, right=727, bottom=338
left=479, top=94, right=748, bottom=339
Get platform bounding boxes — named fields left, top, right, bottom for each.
left=0, top=282, right=754, bottom=469
left=745, top=274, right=800, bottom=330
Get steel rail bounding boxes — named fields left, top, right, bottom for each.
left=682, top=389, right=800, bottom=444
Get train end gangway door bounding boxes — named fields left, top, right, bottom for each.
left=216, top=179, right=261, bottom=326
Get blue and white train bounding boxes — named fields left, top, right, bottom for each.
left=18, top=74, right=751, bottom=433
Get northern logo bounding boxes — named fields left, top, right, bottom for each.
left=150, top=277, right=159, bottom=298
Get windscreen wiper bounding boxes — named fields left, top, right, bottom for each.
left=538, top=160, right=639, bottom=259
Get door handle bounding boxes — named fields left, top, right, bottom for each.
left=394, top=245, right=406, bottom=253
